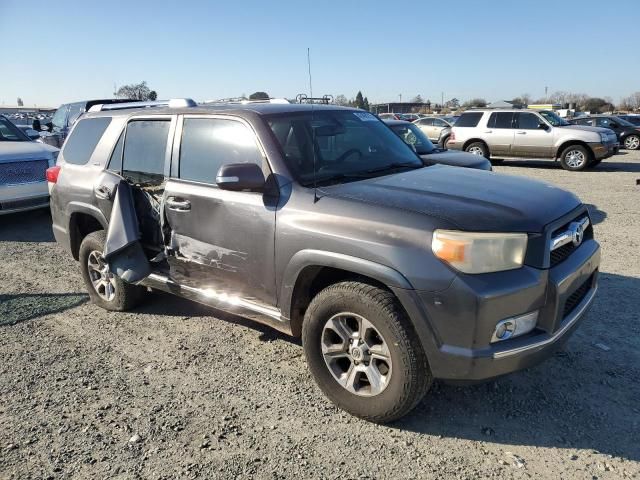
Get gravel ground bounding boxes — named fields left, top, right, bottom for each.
left=1, top=151, right=639, bottom=480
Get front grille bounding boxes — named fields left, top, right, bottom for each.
left=0, top=160, right=48, bottom=186
left=0, top=196, right=49, bottom=211
left=549, top=214, right=592, bottom=267
left=563, top=275, right=592, bottom=318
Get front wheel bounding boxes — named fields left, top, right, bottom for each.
left=302, top=281, right=432, bottom=423
left=624, top=135, right=640, bottom=150
left=560, top=145, right=590, bottom=171
left=79, top=231, right=146, bottom=311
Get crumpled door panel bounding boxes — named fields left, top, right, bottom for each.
left=103, top=181, right=151, bottom=283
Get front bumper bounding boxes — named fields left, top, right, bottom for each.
left=588, top=141, right=617, bottom=160
left=0, top=182, right=49, bottom=215
left=396, top=238, right=600, bottom=382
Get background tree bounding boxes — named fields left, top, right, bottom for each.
left=461, top=98, right=487, bottom=108
left=148, top=91, right=158, bottom=101
left=116, top=81, right=157, bottom=101
left=249, top=91, right=270, bottom=100
left=411, top=94, right=424, bottom=104
left=363, top=97, right=370, bottom=111
left=334, top=94, right=349, bottom=106
left=583, top=97, right=611, bottom=113
left=445, top=98, right=460, bottom=109
left=17, top=97, right=23, bottom=106
left=354, top=91, right=365, bottom=109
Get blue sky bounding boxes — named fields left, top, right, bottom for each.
left=2, top=0, right=638, bottom=107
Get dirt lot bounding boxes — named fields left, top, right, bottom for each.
left=1, top=151, right=639, bottom=480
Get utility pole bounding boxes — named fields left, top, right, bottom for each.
left=399, top=94, right=402, bottom=104
left=545, top=86, right=548, bottom=100
left=441, top=92, right=444, bottom=108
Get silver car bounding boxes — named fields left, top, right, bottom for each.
left=447, top=109, right=618, bottom=171
left=414, top=116, right=455, bottom=147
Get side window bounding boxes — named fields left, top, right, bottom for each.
left=595, top=118, right=611, bottom=128
left=179, top=118, right=264, bottom=184
left=456, top=112, right=483, bottom=127
left=67, top=103, right=85, bottom=127
left=488, top=112, right=514, bottom=129
left=516, top=112, right=542, bottom=129
left=420, top=118, right=433, bottom=126
left=122, top=119, right=170, bottom=185
left=433, top=119, right=447, bottom=127
left=61, top=117, right=112, bottom=165
left=107, top=131, right=125, bottom=172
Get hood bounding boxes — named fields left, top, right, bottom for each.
left=562, top=124, right=611, bottom=134
left=0, top=141, right=58, bottom=163
left=420, top=149, right=491, bottom=170
left=319, top=166, right=581, bottom=232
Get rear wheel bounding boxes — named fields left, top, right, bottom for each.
left=624, top=135, right=640, bottom=150
left=302, top=281, right=431, bottom=423
left=441, top=136, right=450, bottom=149
left=79, top=231, right=146, bottom=311
left=465, top=141, right=489, bottom=159
left=560, top=145, right=590, bottom=171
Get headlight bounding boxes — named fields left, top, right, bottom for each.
left=432, top=230, right=528, bottom=274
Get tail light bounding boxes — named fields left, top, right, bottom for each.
left=46, top=165, right=61, bottom=183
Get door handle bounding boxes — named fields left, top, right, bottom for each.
left=484, top=130, right=493, bottom=133
left=166, top=197, right=191, bottom=211
left=94, top=185, right=112, bottom=200
left=516, top=131, right=527, bottom=134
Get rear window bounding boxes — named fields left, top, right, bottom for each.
left=456, top=112, right=483, bottom=127
left=62, top=117, right=112, bottom=165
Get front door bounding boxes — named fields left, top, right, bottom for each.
left=511, top=112, right=553, bottom=158
left=163, top=115, right=277, bottom=307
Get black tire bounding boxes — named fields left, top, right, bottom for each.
left=79, top=230, right=146, bottom=311
left=559, top=144, right=591, bottom=171
left=302, top=281, right=432, bottom=423
left=464, top=141, right=489, bottom=159
left=623, top=134, right=640, bottom=150
left=440, top=136, right=450, bottom=149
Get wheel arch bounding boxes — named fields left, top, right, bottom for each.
left=462, top=138, right=489, bottom=153
left=554, top=139, right=593, bottom=161
left=68, top=205, right=107, bottom=260
left=281, top=250, right=413, bottom=337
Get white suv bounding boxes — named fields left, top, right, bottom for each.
left=447, top=109, right=618, bottom=171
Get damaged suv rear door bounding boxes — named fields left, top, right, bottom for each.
left=97, top=115, right=176, bottom=282
left=162, top=114, right=277, bottom=307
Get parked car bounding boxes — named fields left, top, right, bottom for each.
left=569, top=115, right=640, bottom=150
left=378, top=112, right=409, bottom=121
left=617, top=115, right=640, bottom=127
left=43, top=99, right=135, bottom=148
left=384, top=120, right=492, bottom=170
left=49, top=99, right=600, bottom=422
left=448, top=109, right=618, bottom=170
left=0, top=115, right=59, bottom=214
left=414, top=116, right=455, bottom=147
left=402, top=113, right=420, bottom=122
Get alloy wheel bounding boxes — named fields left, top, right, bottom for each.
left=321, top=312, right=392, bottom=397
left=87, top=250, right=116, bottom=302
left=467, top=146, right=484, bottom=156
left=624, top=136, right=640, bottom=150
left=564, top=149, right=586, bottom=168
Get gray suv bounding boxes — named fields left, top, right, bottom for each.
left=49, top=99, right=600, bottom=422
left=448, top=109, right=618, bottom=170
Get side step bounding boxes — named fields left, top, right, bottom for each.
left=140, top=273, right=292, bottom=335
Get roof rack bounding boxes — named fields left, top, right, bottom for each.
left=88, top=98, right=197, bottom=112
left=296, top=94, right=333, bottom=104
left=203, top=97, right=290, bottom=106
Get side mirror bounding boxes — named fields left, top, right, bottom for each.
left=608, top=122, right=618, bottom=128
left=25, top=129, right=41, bottom=140
left=538, top=122, right=549, bottom=130
left=216, top=163, right=265, bottom=192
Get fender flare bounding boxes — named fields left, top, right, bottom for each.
left=279, top=249, right=414, bottom=320
left=66, top=202, right=108, bottom=229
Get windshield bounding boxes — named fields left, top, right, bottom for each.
left=0, top=116, right=29, bottom=142
left=620, top=115, right=640, bottom=126
left=538, top=110, right=569, bottom=126
left=613, top=116, right=636, bottom=127
left=266, top=110, right=422, bottom=185
left=389, top=123, right=436, bottom=154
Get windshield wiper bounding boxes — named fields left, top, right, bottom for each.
left=364, top=162, right=421, bottom=174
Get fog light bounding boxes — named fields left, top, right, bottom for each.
left=491, top=311, right=538, bottom=343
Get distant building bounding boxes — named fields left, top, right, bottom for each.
left=370, top=102, right=433, bottom=114
left=0, top=105, right=56, bottom=115
left=527, top=103, right=562, bottom=111
left=487, top=100, right=520, bottom=109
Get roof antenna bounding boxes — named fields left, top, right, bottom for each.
left=308, top=47, right=319, bottom=203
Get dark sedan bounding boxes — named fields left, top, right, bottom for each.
left=384, top=120, right=492, bottom=170
left=570, top=115, right=640, bottom=150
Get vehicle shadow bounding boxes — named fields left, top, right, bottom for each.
left=134, top=290, right=299, bottom=345
left=0, top=209, right=54, bottom=242
left=584, top=203, right=607, bottom=225
left=0, top=293, right=88, bottom=326
left=392, top=271, right=640, bottom=462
